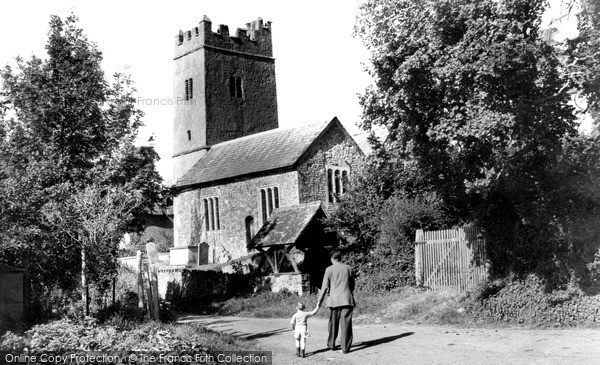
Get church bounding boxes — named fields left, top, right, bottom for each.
left=168, top=16, right=363, bottom=290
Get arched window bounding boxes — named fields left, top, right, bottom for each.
left=203, top=199, right=209, bottom=231
left=203, top=196, right=221, bottom=231
left=259, top=186, right=281, bottom=223
left=327, top=168, right=334, bottom=203
left=273, top=187, right=279, bottom=209
left=326, top=166, right=350, bottom=203
left=215, top=198, right=220, bottom=230
left=267, top=188, right=274, bottom=215
left=209, top=198, right=215, bottom=231
left=334, top=170, right=341, bottom=200
left=245, top=216, right=255, bottom=245
left=260, top=189, right=267, bottom=223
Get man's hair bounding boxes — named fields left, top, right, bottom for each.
left=330, top=250, right=342, bottom=261
left=297, top=302, right=305, bottom=310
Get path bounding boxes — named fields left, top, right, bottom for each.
left=177, top=315, right=600, bottom=364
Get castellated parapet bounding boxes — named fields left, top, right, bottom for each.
left=174, top=16, right=273, bottom=60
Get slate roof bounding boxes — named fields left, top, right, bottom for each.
left=249, top=202, right=324, bottom=248
left=177, top=118, right=337, bottom=188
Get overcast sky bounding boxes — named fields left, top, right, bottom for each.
left=0, top=0, right=579, bottom=183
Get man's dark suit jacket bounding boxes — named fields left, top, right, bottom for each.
left=317, top=262, right=355, bottom=308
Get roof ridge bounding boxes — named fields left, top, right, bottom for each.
left=210, top=120, right=330, bottom=148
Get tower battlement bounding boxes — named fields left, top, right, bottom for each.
left=174, top=16, right=273, bottom=60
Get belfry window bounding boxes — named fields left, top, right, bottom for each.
left=259, top=186, right=280, bottom=223
left=327, top=166, right=349, bottom=203
left=185, top=78, right=193, bottom=100
left=203, top=197, right=221, bottom=231
left=229, top=76, right=244, bottom=98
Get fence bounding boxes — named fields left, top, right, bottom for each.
left=415, top=226, right=488, bottom=291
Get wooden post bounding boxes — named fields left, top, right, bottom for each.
left=415, top=229, right=424, bottom=286
left=144, top=271, right=153, bottom=315
left=148, top=268, right=160, bottom=320
left=136, top=250, right=145, bottom=310
left=146, top=242, right=160, bottom=320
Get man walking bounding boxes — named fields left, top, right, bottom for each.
left=316, top=250, right=355, bottom=353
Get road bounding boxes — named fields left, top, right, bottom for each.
left=177, top=315, right=600, bottom=365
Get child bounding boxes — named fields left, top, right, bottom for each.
left=290, top=302, right=319, bottom=358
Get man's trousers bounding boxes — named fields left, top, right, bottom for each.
left=327, top=306, right=353, bottom=353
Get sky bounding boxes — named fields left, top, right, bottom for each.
left=0, top=1, right=580, bottom=183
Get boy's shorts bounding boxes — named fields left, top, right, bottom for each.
left=294, top=324, right=309, bottom=339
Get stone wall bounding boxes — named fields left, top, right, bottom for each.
left=157, top=266, right=254, bottom=311
left=268, top=273, right=310, bottom=296
left=297, top=120, right=364, bottom=213
left=173, top=170, right=300, bottom=263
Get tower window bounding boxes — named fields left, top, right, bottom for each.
left=187, top=130, right=191, bottom=141
left=203, top=197, right=221, bottom=232
left=185, top=78, right=193, bottom=100
left=327, top=166, right=350, bottom=203
left=259, top=186, right=280, bottom=223
left=229, top=76, right=244, bottom=98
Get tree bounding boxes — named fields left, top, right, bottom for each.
left=42, top=185, right=141, bottom=315
left=0, top=14, right=162, bottom=316
left=565, top=0, right=600, bottom=128
left=355, top=0, right=600, bottom=289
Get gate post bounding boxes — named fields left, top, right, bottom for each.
left=415, top=229, right=424, bottom=286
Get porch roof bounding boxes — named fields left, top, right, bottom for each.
left=249, top=201, right=325, bottom=248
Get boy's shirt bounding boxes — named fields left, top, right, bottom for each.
left=290, top=307, right=318, bottom=327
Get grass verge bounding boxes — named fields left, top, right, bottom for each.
left=196, top=287, right=473, bottom=326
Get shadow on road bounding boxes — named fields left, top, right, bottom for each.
left=177, top=316, right=239, bottom=326
left=242, top=328, right=290, bottom=340
left=306, top=332, right=414, bottom=357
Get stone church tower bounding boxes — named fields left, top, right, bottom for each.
left=172, top=16, right=279, bottom=180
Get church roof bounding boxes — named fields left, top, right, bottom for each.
left=249, top=202, right=324, bottom=248
left=176, top=118, right=343, bottom=188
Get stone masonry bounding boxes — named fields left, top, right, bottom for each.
left=173, top=170, right=300, bottom=264
left=172, top=17, right=278, bottom=181
left=297, top=122, right=364, bottom=213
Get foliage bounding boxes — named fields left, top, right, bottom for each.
left=354, top=0, right=600, bottom=291
left=468, top=274, right=600, bottom=327
left=326, top=159, right=446, bottom=291
left=0, top=319, right=255, bottom=353
left=565, top=0, right=600, bottom=127
left=0, top=14, right=163, bottom=317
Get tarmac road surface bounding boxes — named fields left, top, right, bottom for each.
left=178, top=315, right=600, bottom=365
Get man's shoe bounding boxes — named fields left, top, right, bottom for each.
left=301, top=349, right=305, bottom=358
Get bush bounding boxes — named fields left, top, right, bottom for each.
left=0, top=319, right=254, bottom=353
left=339, top=192, right=444, bottom=292
left=468, top=274, right=600, bottom=327
left=95, top=291, right=148, bottom=327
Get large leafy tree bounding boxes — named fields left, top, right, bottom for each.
left=355, top=0, right=600, bottom=288
left=566, top=0, right=600, bottom=128
left=0, top=15, right=162, bottom=314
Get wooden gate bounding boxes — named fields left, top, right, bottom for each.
left=415, top=226, right=488, bottom=291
